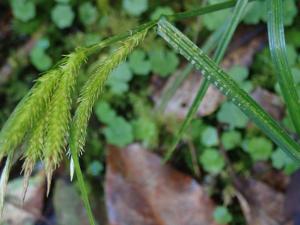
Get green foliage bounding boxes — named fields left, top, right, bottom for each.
left=3, top=1, right=300, bottom=224
left=217, top=102, right=248, bottom=129
left=213, top=206, right=233, bottom=224
left=200, top=148, right=225, bottom=174
left=151, top=7, right=174, bottom=21
left=30, top=38, right=53, bottom=71
left=129, top=50, right=151, bottom=76
left=51, top=4, right=75, bottom=29
left=123, top=0, right=148, bottom=16
left=95, top=101, right=117, bottom=124
left=11, top=0, right=36, bottom=22
left=221, top=130, right=242, bottom=150
left=201, top=126, right=219, bottom=147
left=271, top=148, right=300, bottom=175
left=132, top=117, right=157, bottom=147
left=202, top=0, right=231, bottom=30
left=148, top=47, right=179, bottom=77
left=243, top=137, right=273, bottom=161
left=107, top=62, right=133, bottom=94
left=243, top=0, right=297, bottom=26
left=227, top=66, right=252, bottom=92
left=103, top=117, right=134, bottom=147
left=79, top=2, right=98, bottom=26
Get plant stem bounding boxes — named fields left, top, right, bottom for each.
left=70, top=151, right=96, bottom=225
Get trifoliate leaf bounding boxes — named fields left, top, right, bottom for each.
left=95, top=101, right=117, bottom=124
left=243, top=1, right=265, bottom=24
left=150, top=6, right=174, bottom=20
left=271, top=148, right=300, bottom=175
left=202, top=0, right=231, bottom=30
left=107, top=62, right=133, bottom=94
left=271, top=148, right=289, bottom=170
left=129, top=50, right=151, bottom=76
left=30, top=47, right=52, bottom=71
left=213, top=206, right=233, bottom=224
left=228, top=66, right=249, bottom=83
left=103, top=117, right=134, bottom=147
left=51, top=5, right=75, bottom=29
left=35, top=38, right=50, bottom=50
left=201, top=126, right=219, bottom=147
left=243, top=137, right=273, bottom=161
left=227, top=66, right=252, bottom=92
left=79, top=2, right=98, bottom=26
left=217, top=102, right=248, bottom=129
left=282, top=0, right=298, bottom=26
left=149, top=47, right=179, bottom=77
left=11, top=0, right=36, bottom=22
left=200, top=148, right=225, bottom=174
left=221, top=130, right=242, bottom=150
left=132, top=117, right=158, bottom=147
left=122, top=0, right=148, bottom=16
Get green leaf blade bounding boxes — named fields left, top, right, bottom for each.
left=157, top=18, right=300, bottom=161
left=267, top=0, right=300, bottom=136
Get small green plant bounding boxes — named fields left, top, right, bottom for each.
left=1, top=0, right=300, bottom=224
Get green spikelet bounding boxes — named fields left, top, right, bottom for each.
left=70, top=29, right=148, bottom=156
left=43, top=50, right=86, bottom=194
left=0, top=70, right=62, bottom=161
left=21, top=114, right=47, bottom=201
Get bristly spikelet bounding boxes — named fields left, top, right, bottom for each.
left=69, top=29, right=149, bottom=156
left=21, top=115, right=47, bottom=201
left=43, top=50, right=86, bottom=194
left=0, top=69, right=62, bottom=161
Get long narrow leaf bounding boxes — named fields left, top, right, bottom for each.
left=158, top=23, right=225, bottom=112
left=164, top=0, right=249, bottom=161
left=157, top=18, right=300, bottom=161
left=267, top=0, right=300, bottom=135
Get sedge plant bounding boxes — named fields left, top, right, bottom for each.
left=0, top=0, right=299, bottom=224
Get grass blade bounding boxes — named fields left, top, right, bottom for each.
left=267, top=0, right=300, bottom=135
left=167, top=0, right=255, bottom=21
left=158, top=24, right=226, bottom=112
left=157, top=18, right=300, bottom=161
left=164, top=0, right=249, bottom=161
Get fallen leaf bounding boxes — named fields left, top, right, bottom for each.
left=2, top=173, right=45, bottom=225
left=154, top=72, right=224, bottom=118
left=105, top=144, right=220, bottom=225
left=235, top=177, right=285, bottom=225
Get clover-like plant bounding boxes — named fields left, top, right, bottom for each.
left=1, top=1, right=299, bottom=225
